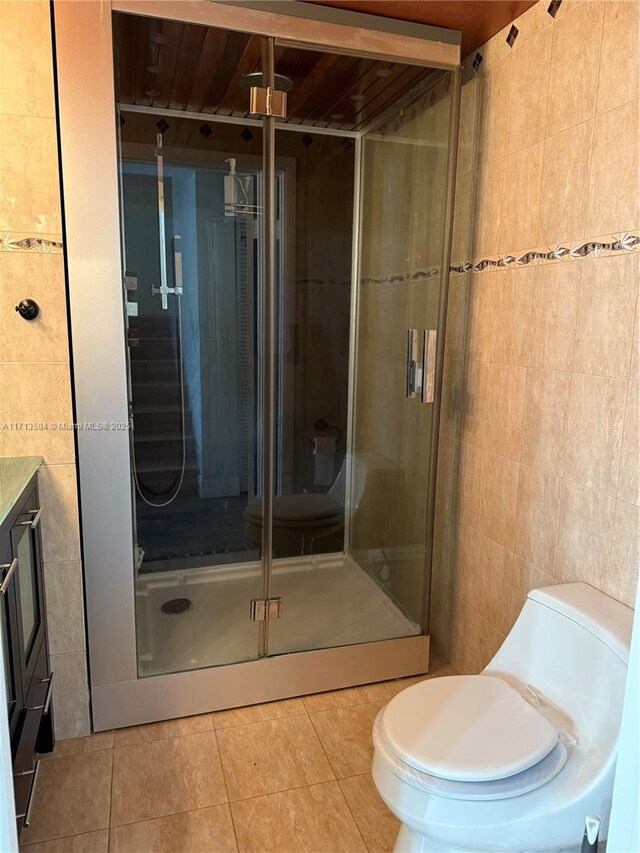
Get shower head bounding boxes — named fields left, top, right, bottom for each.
left=238, top=71, right=295, bottom=93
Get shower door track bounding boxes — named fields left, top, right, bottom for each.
left=53, top=0, right=460, bottom=731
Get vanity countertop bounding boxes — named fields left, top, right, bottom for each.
left=0, top=456, right=43, bottom=527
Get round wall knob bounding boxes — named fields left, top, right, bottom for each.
left=15, top=299, right=40, bottom=320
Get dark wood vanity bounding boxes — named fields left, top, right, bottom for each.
left=0, top=457, right=54, bottom=837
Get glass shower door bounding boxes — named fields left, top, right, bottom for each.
left=348, top=72, right=456, bottom=635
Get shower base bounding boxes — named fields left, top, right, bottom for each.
left=135, top=553, right=420, bottom=678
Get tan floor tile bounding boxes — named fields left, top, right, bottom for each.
left=19, top=751, right=112, bottom=845
left=339, top=773, right=400, bottom=853
left=231, top=781, right=366, bottom=853
left=39, top=731, right=114, bottom=760
left=20, top=829, right=109, bottom=853
left=110, top=731, right=227, bottom=826
left=113, top=713, right=214, bottom=747
left=109, top=805, right=237, bottom=853
left=216, top=715, right=334, bottom=801
left=309, top=702, right=385, bottom=779
left=302, top=683, right=389, bottom=713
left=213, top=698, right=305, bottom=729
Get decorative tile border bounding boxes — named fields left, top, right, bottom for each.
left=450, top=232, right=640, bottom=277
left=0, top=233, right=64, bottom=253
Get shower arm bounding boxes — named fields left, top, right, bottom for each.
left=151, top=132, right=183, bottom=309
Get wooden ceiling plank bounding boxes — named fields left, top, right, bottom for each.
left=169, top=24, right=208, bottom=112
left=152, top=20, right=185, bottom=110
left=185, top=26, right=230, bottom=113
left=132, top=14, right=157, bottom=108
left=216, top=34, right=263, bottom=116
left=200, top=31, right=253, bottom=115
left=350, top=65, right=430, bottom=132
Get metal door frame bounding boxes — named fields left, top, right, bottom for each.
left=53, top=0, right=460, bottom=730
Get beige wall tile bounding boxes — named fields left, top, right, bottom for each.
left=452, top=440, right=483, bottom=527
left=451, top=521, right=479, bottom=608
left=457, top=70, right=480, bottom=177
left=506, top=27, right=553, bottom=153
left=564, top=373, right=627, bottom=495
left=18, top=751, right=112, bottom=845
left=111, top=731, right=227, bottom=825
left=339, top=773, right=399, bottom=853
left=0, top=252, right=69, bottom=362
left=472, top=159, right=504, bottom=257
left=476, top=532, right=516, bottom=635
left=0, top=362, right=72, bottom=421
left=445, top=275, right=469, bottom=360
left=0, top=114, right=61, bottom=233
left=520, top=368, right=572, bottom=476
left=37, top=463, right=81, bottom=562
left=573, top=254, right=640, bottom=377
left=528, top=261, right=580, bottom=372
left=511, top=1, right=553, bottom=47
left=606, top=500, right=640, bottom=607
left=465, top=273, right=494, bottom=363
left=538, top=120, right=594, bottom=245
left=440, top=357, right=463, bottom=439
left=477, top=58, right=511, bottom=165
left=586, top=99, right=640, bottom=237
left=546, top=1, right=604, bottom=136
left=0, top=414, right=75, bottom=465
left=49, top=651, right=90, bottom=740
left=515, top=464, right=562, bottom=573
left=231, top=782, right=367, bottom=853
left=451, top=170, right=475, bottom=261
left=483, top=363, right=526, bottom=459
left=631, top=299, right=640, bottom=381
left=479, top=451, right=520, bottom=549
left=435, top=432, right=455, bottom=513
left=460, top=360, right=489, bottom=447
left=110, top=806, right=238, bottom=853
left=618, top=380, right=640, bottom=505
left=0, top=1, right=55, bottom=119
left=555, top=480, right=615, bottom=588
left=43, top=561, right=85, bottom=655
left=491, top=268, right=534, bottom=366
left=498, top=143, right=544, bottom=252
left=512, top=555, right=555, bottom=619
left=596, top=1, right=640, bottom=113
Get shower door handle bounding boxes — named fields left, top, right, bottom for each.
left=422, top=329, right=437, bottom=403
left=406, top=329, right=423, bottom=398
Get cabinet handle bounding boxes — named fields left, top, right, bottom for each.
left=29, top=670, right=55, bottom=715
left=15, top=759, right=41, bottom=827
left=0, top=558, right=18, bottom=595
left=19, top=507, right=43, bottom=529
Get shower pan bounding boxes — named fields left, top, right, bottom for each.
left=54, top=0, right=462, bottom=730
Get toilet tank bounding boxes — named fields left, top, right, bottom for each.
left=485, top=583, right=634, bottom=739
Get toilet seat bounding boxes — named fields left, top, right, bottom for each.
left=374, top=675, right=569, bottom=801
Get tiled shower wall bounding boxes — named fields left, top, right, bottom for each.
left=0, top=1, right=90, bottom=738
left=431, top=0, right=640, bottom=673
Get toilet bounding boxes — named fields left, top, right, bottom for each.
left=372, top=582, right=634, bottom=853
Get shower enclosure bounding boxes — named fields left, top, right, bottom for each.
left=54, top=0, right=461, bottom=729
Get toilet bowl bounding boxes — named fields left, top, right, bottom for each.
left=372, top=582, right=634, bottom=853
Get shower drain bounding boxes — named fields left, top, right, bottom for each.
left=161, top=598, right=192, bottom=615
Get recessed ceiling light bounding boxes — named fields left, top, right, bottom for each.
left=144, top=88, right=160, bottom=98
left=330, top=113, right=344, bottom=120
left=375, top=67, right=393, bottom=77
left=150, top=32, right=166, bottom=45
left=350, top=93, right=365, bottom=102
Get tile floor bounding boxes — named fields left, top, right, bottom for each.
left=19, top=655, right=457, bottom=853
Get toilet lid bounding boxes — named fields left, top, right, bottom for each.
left=381, top=675, right=559, bottom=782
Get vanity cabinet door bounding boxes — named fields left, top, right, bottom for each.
left=10, top=487, right=45, bottom=691
left=1, top=546, right=22, bottom=734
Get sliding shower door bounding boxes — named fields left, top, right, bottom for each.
left=349, top=72, right=457, bottom=634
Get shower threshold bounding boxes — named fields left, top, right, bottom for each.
left=135, top=553, right=421, bottom=678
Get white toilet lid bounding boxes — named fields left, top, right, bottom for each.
left=381, top=675, right=559, bottom=782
